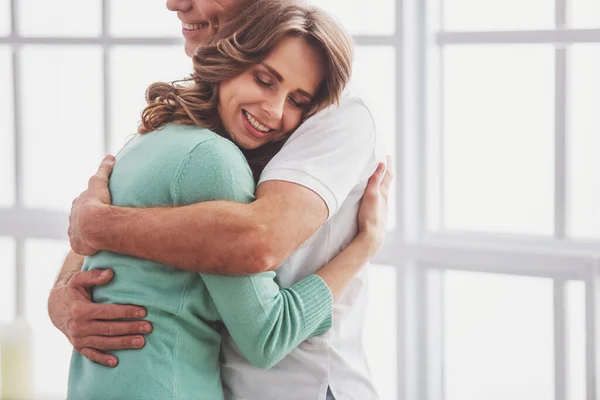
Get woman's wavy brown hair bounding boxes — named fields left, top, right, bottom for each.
left=138, top=0, right=354, bottom=181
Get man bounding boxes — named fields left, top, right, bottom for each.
left=48, top=0, right=392, bottom=399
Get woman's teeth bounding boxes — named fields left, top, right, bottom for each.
left=244, top=111, right=272, bottom=133
left=182, top=22, right=208, bottom=30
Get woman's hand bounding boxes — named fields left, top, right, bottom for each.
left=357, top=156, right=393, bottom=256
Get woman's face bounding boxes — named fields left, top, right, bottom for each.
left=218, top=36, right=325, bottom=150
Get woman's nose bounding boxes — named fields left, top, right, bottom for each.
left=262, top=94, right=286, bottom=122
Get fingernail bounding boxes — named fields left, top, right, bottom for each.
left=103, top=155, right=115, bottom=164
left=136, top=309, right=146, bottom=318
left=100, top=270, right=110, bottom=277
left=133, top=338, right=143, bottom=347
left=108, top=358, right=116, bottom=367
left=141, top=324, right=151, bottom=333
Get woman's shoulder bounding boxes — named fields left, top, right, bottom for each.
left=136, top=124, right=243, bottom=163
left=158, top=124, right=241, bottom=155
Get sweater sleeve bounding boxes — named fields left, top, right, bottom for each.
left=201, top=272, right=332, bottom=369
left=171, top=137, right=333, bottom=369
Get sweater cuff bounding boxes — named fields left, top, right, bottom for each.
left=290, top=274, right=333, bottom=337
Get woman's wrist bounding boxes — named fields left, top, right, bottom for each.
left=354, top=231, right=381, bottom=259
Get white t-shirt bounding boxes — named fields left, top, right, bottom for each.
left=221, top=93, right=384, bottom=400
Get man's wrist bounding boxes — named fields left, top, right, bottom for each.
left=82, top=203, right=114, bottom=251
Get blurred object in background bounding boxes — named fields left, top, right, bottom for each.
left=0, top=319, right=33, bottom=400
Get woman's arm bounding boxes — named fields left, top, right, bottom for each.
left=316, top=159, right=391, bottom=299
left=200, top=161, right=391, bottom=369
left=170, top=139, right=391, bottom=368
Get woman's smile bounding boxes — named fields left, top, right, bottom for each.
left=241, top=110, right=276, bottom=140
left=218, top=35, right=325, bottom=150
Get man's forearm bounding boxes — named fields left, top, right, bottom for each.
left=54, top=251, right=85, bottom=286
left=85, top=202, right=274, bottom=274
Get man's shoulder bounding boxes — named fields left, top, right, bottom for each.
left=293, top=92, right=377, bottom=144
left=312, top=92, right=374, bottom=125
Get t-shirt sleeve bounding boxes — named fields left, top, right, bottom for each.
left=170, top=137, right=333, bottom=369
left=257, top=96, right=378, bottom=219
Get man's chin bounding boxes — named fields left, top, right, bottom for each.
left=184, top=42, right=196, bottom=58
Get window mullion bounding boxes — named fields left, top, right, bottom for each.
left=554, top=0, right=568, bottom=241
left=437, top=29, right=600, bottom=45
left=102, top=0, right=111, bottom=155
left=554, top=279, right=568, bottom=400
left=11, top=0, right=23, bottom=321
left=585, top=259, right=600, bottom=400
left=555, top=47, right=567, bottom=239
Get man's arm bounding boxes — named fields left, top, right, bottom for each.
left=69, top=96, right=374, bottom=274
left=75, top=178, right=328, bottom=274
left=48, top=250, right=152, bottom=367
left=53, top=250, right=85, bottom=286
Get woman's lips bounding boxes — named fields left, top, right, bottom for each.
left=241, top=110, right=271, bottom=139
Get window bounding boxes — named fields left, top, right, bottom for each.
left=389, top=0, right=600, bottom=398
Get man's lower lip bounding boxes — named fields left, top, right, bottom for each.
left=181, top=28, right=203, bottom=39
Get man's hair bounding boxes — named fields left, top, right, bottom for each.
left=137, top=0, right=354, bottom=181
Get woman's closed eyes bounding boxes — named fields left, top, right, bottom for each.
left=253, top=73, right=310, bottom=109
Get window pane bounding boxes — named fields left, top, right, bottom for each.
left=351, top=46, right=396, bottom=230
left=570, top=0, right=600, bottom=29
left=308, top=0, right=394, bottom=35
left=444, top=0, right=554, bottom=31
left=0, top=45, right=14, bottom=207
left=567, top=45, right=600, bottom=240
left=109, top=0, right=181, bottom=37
left=109, top=46, right=191, bottom=154
left=18, top=0, right=101, bottom=37
left=0, top=236, right=16, bottom=324
left=566, top=281, right=586, bottom=400
left=24, top=239, right=71, bottom=399
left=441, top=45, right=554, bottom=235
left=0, top=0, right=9, bottom=36
left=444, top=270, right=554, bottom=400
left=364, top=265, right=397, bottom=400
left=20, top=46, right=104, bottom=211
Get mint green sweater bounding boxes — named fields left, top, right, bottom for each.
left=67, top=124, right=333, bottom=400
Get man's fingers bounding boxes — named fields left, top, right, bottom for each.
left=88, top=155, right=115, bottom=189
left=78, top=320, right=153, bottom=337
left=69, top=269, right=114, bottom=290
left=79, top=347, right=118, bottom=368
left=86, top=303, right=147, bottom=321
left=79, top=335, right=146, bottom=351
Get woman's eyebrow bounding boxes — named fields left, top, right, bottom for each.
left=260, top=62, right=284, bottom=82
left=260, top=62, right=315, bottom=100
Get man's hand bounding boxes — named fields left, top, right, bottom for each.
left=48, top=268, right=152, bottom=367
left=69, top=155, right=115, bottom=256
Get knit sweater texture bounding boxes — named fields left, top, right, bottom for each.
left=67, top=124, right=333, bottom=400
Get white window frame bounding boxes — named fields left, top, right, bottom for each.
left=367, top=0, right=600, bottom=399
left=0, top=0, right=185, bottom=319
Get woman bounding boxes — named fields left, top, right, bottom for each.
left=67, top=1, right=382, bottom=399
